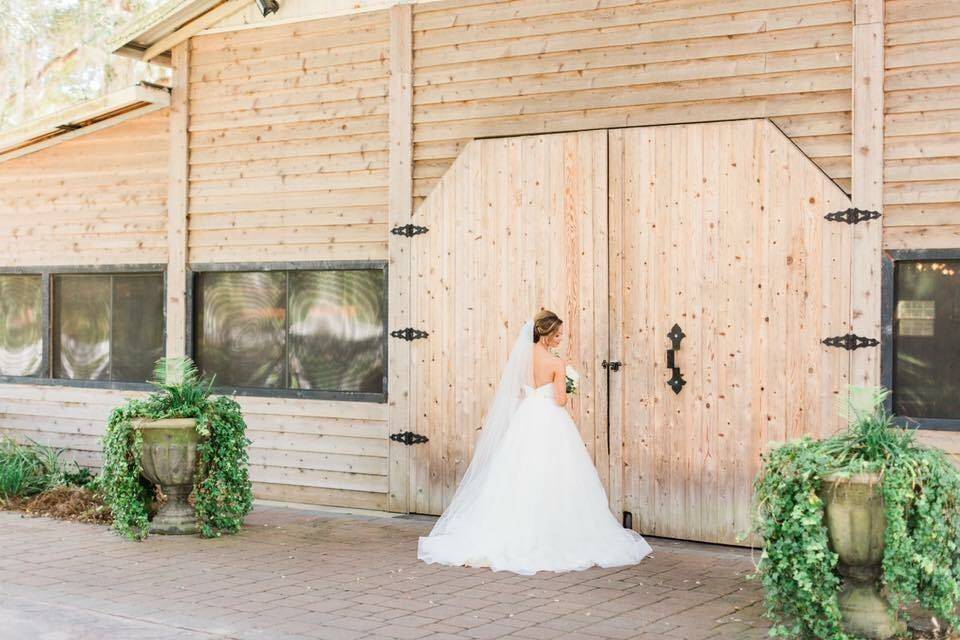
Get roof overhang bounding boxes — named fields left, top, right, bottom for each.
left=0, top=83, right=171, bottom=164
left=110, top=0, right=252, bottom=65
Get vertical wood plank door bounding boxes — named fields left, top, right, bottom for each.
left=407, top=131, right=609, bottom=515
left=609, top=120, right=853, bottom=545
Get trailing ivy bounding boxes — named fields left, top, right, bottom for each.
left=102, top=399, right=150, bottom=539
left=881, top=452, right=960, bottom=629
left=754, top=437, right=845, bottom=639
left=754, top=389, right=960, bottom=639
left=194, top=396, right=253, bottom=538
left=102, top=359, right=252, bottom=540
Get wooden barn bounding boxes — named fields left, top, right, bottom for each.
left=1, top=0, right=958, bottom=546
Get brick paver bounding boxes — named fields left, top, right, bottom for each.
left=0, top=505, right=769, bottom=639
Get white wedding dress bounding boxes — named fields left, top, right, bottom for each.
left=418, top=321, right=651, bottom=575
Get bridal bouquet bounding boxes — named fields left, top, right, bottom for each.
left=565, top=365, right=580, bottom=394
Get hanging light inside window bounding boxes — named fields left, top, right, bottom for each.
left=255, top=0, right=279, bottom=17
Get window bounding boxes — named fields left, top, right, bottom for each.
left=53, top=273, right=164, bottom=383
left=194, top=266, right=386, bottom=398
left=0, top=275, right=43, bottom=377
left=891, top=258, right=960, bottom=422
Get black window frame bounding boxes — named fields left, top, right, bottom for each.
left=189, top=260, right=388, bottom=404
left=0, top=265, right=166, bottom=392
left=882, top=248, right=960, bottom=431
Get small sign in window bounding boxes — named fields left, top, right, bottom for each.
left=897, top=300, right=935, bottom=337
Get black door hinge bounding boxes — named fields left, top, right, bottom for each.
left=390, top=328, right=429, bottom=341
left=824, top=208, right=881, bottom=224
left=602, top=360, right=622, bottom=372
left=822, top=333, right=880, bottom=350
left=390, top=431, right=429, bottom=445
left=391, top=224, right=429, bottom=237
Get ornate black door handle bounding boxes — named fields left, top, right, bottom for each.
left=666, top=323, right=686, bottom=395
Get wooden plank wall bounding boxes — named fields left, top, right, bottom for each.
left=0, top=385, right=389, bottom=510
left=386, top=4, right=414, bottom=512
left=0, top=109, right=170, bottom=266
left=240, top=397, right=390, bottom=511
left=0, top=11, right=398, bottom=512
left=884, top=0, right=960, bottom=249
left=187, top=10, right=392, bottom=263
left=0, top=110, right=168, bottom=479
left=410, top=0, right=855, bottom=207
left=184, top=11, right=394, bottom=509
left=0, top=386, right=143, bottom=471
left=883, top=0, right=960, bottom=461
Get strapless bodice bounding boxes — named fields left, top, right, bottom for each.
left=522, top=383, right=555, bottom=399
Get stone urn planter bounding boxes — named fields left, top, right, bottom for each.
left=135, top=418, right=199, bottom=535
left=820, top=472, right=906, bottom=639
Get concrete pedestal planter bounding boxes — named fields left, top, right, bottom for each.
left=820, top=472, right=906, bottom=639
left=135, top=418, right=199, bottom=535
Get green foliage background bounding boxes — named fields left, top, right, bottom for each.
left=0, top=0, right=169, bottom=131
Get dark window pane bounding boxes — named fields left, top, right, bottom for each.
left=111, top=274, right=164, bottom=383
left=288, top=270, right=385, bottom=393
left=0, top=275, right=42, bottom=377
left=893, top=260, right=960, bottom=419
left=54, top=275, right=111, bottom=381
left=195, top=271, right=286, bottom=388
left=54, top=273, right=165, bottom=383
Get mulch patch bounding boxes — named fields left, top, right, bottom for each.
left=1, top=486, right=111, bottom=525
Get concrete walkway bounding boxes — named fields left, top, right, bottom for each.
left=0, top=505, right=768, bottom=640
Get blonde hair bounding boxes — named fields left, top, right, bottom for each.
left=533, top=310, right=563, bottom=343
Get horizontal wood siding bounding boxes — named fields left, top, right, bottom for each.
left=0, top=384, right=389, bottom=510
left=238, top=397, right=389, bottom=511
left=187, top=11, right=392, bottom=263
left=0, top=110, right=170, bottom=266
left=884, top=0, right=960, bottom=249
left=0, top=386, right=146, bottom=470
left=411, top=0, right=854, bottom=206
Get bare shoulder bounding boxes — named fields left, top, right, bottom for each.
left=539, top=349, right=563, bottom=366
left=533, top=347, right=564, bottom=377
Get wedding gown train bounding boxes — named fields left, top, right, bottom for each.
left=418, top=381, right=652, bottom=575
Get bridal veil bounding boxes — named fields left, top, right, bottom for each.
left=425, top=320, right=533, bottom=538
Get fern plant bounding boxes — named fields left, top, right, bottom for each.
left=102, top=358, right=253, bottom=540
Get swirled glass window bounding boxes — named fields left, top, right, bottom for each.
left=53, top=274, right=164, bottom=382
left=0, top=275, right=42, bottom=377
left=194, top=268, right=386, bottom=396
left=194, top=271, right=286, bottom=389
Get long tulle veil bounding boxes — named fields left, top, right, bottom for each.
left=425, top=320, right=534, bottom=538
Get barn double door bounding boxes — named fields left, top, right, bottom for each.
left=405, top=121, right=853, bottom=545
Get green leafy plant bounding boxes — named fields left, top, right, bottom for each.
left=102, top=358, right=253, bottom=540
left=754, top=388, right=960, bottom=639
left=60, top=463, right=95, bottom=488
left=0, top=437, right=64, bottom=500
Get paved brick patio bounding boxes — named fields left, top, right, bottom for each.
left=0, top=505, right=768, bottom=640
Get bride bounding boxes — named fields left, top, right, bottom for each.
left=418, top=310, right=652, bottom=575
